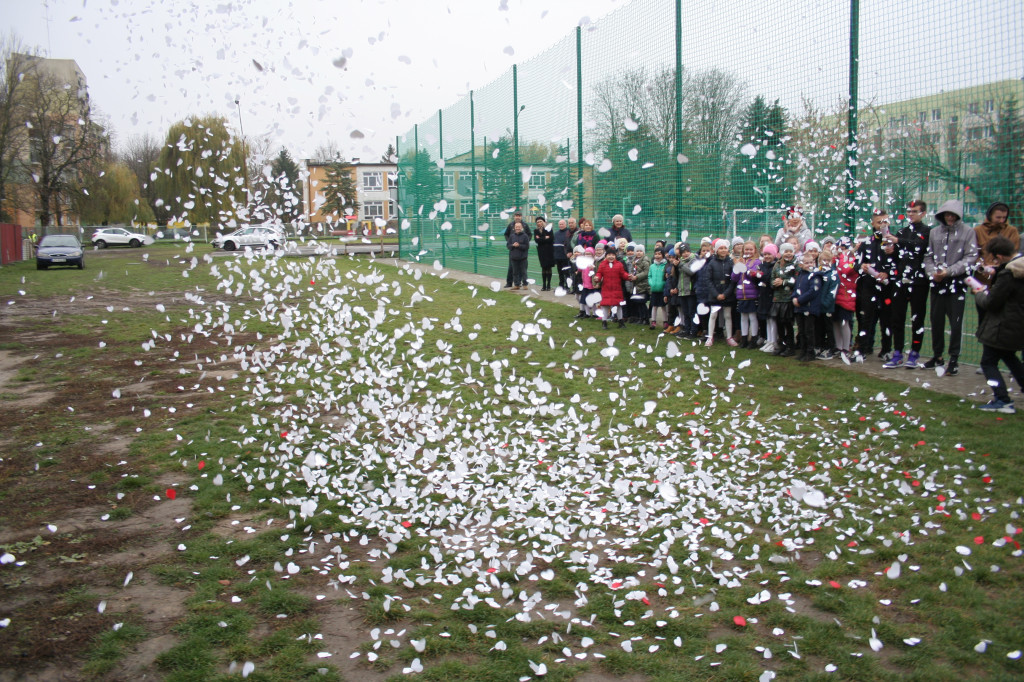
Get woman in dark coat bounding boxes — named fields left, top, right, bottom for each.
left=974, top=236, right=1024, bottom=413
left=533, top=216, right=555, bottom=291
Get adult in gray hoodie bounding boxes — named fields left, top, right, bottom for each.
left=921, top=199, right=978, bottom=375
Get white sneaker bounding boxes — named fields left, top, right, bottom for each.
left=760, top=342, right=775, bottom=353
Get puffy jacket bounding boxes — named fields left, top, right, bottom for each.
left=678, top=254, right=701, bottom=297
left=835, top=251, right=858, bottom=312
left=975, top=256, right=1024, bottom=351
left=771, top=259, right=799, bottom=302
left=793, top=267, right=823, bottom=316
left=974, top=202, right=1021, bottom=284
left=648, top=260, right=667, bottom=294
left=632, top=255, right=651, bottom=294
left=924, top=200, right=978, bottom=293
left=732, top=258, right=761, bottom=300
left=895, top=220, right=931, bottom=283
left=507, top=230, right=529, bottom=260
left=819, top=264, right=839, bottom=315
left=707, top=254, right=737, bottom=304
left=576, top=230, right=598, bottom=250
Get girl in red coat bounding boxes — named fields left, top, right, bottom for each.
left=834, top=236, right=859, bottom=363
left=594, top=249, right=632, bottom=329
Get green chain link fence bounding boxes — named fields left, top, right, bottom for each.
left=397, top=0, right=1023, bottom=363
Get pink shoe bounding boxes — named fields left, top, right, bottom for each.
left=705, top=337, right=714, bottom=348
left=726, top=338, right=739, bottom=347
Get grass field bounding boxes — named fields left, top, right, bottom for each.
left=0, top=245, right=1022, bottom=681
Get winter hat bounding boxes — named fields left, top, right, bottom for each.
left=584, top=247, right=595, bottom=255
left=804, top=240, right=821, bottom=252
left=780, top=243, right=796, bottom=254
left=761, top=243, right=779, bottom=257
left=626, top=243, right=636, bottom=252
left=731, top=236, right=745, bottom=247
left=573, top=245, right=584, bottom=254
left=634, top=244, right=645, bottom=253
left=597, top=240, right=608, bottom=247
left=679, top=242, right=691, bottom=253
left=700, top=236, right=713, bottom=245
left=713, top=238, right=730, bottom=251
left=820, top=235, right=836, bottom=246
left=986, top=202, right=1010, bottom=222
left=838, top=236, right=852, bottom=248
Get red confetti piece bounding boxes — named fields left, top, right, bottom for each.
left=699, top=518, right=710, bottom=525
left=642, top=597, right=650, bottom=605
left=983, top=476, right=992, bottom=483
left=281, top=431, right=288, bottom=438
left=829, top=580, right=842, bottom=588
left=733, top=615, right=747, bottom=627
left=884, top=298, right=891, bottom=305
left=310, top=280, right=315, bottom=285
left=198, top=460, right=205, bottom=470
left=401, top=521, right=412, bottom=528
left=974, top=536, right=984, bottom=544
left=919, top=426, right=926, bottom=432
left=611, top=581, right=622, bottom=589
left=486, top=567, right=497, bottom=573
left=936, top=505, right=945, bottom=511
left=166, top=488, right=177, bottom=500
left=971, top=512, right=981, bottom=521
left=937, top=495, right=946, bottom=501
left=847, top=541, right=858, bottom=547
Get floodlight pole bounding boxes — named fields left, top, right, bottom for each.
left=844, top=0, right=860, bottom=236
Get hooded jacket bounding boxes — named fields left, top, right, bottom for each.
left=974, top=202, right=1021, bottom=284
left=923, top=200, right=978, bottom=294
left=975, top=255, right=1024, bottom=351
left=895, top=219, right=931, bottom=283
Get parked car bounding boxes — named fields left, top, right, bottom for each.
left=36, top=234, right=84, bottom=270
left=91, top=227, right=151, bottom=248
left=211, top=226, right=286, bottom=251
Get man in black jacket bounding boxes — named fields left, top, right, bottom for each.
left=883, top=200, right=931, bottom=369
left=974, top=236, right=1024, bottom=414
left=854, top=209, right=896, bottom=361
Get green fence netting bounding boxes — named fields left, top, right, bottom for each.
left=396, top=0, right=1023, bottom=364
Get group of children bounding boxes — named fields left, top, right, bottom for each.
left=566, top=213, right=906, bottom=365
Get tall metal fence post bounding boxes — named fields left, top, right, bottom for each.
left=513, top=64, right=521, bottom=213
left=845, top=0, right=860, bottom=237
left=471, top=91, right=479, bottom=273
left=438, top=108, right=444, bottom=265
left=414, top=124, right=421, bottom=253
left=576, top=26, right=585, bottom=220
left=674, top=0, right=684, bottom=242
left=395, top=135, right=401, bottom=257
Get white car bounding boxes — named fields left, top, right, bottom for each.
left=91, top=227, right=151, bottom=248
left=212, top=226, right=286, bottom=251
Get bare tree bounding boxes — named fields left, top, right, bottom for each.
left=18, top=55, right=108, bottom=227
left=119, top=132, right=162, bottom=221
left=0, top=37, right=35, bottom=222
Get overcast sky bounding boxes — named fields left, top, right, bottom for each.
left=6, top=0, right=628, bottom=162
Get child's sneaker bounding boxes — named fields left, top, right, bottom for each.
left=904, top=350, right=920, bottom=369
left=726, top=337, right=739, bottom=347
left=882, top=350, right=903, bottom=369
left=977, top=399, right=1016, bottom=414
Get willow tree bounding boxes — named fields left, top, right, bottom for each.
left=152, top=115, right=247, bottom=226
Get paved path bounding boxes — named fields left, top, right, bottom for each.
left=381, top=258, right=1004, bottom=405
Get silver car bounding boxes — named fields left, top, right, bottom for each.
left=91, top=227, right=151, bottom=248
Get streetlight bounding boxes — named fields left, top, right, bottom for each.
left=514, top=104, right=525, bottom=212
left=234, top=97, right=250, bottom=206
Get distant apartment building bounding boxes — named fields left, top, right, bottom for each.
left=2, top=54, right=90, bottom=228
left=303, top=159, right=398, bottom=232
left=868, top=78, right=1023, bottom=220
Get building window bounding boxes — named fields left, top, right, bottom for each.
left=362, top=171, right=383, bottom=191
left=983, top=125, right=994, bottom=138
left=364, top=201, right=385, bottom=218
left=965, top=152, right=979, bottom=166
left=966, top=126, right=983, bottom=141
left=927, top=133, right=941, bottom=146
left=918, top=111, right=927, bottom=124
left=984, top=99, right=995, bottom=113
left=927, top=179, right=941, bottom=193
left=968, top=102, right=979, bottom=115
left=528, top=172, right=546, bottom=190
left=459, top=200, right=474, bottom=216
left=442, top=171, right=454, bottom=192
left=932, top=109, right=941, bottom=121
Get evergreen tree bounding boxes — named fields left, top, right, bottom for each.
left=481, top=136, right=520, bottom=216
left=975, top=96, right=1024, bottom=223
left=265, top=148, right=302, bottom=223
left=320, top=160, right=359, bottom=221
left=398, top=149, right=442, bottom=216
left=728, top=96, right=791, bottom=211
left=380, top=143, right=397, bottom=164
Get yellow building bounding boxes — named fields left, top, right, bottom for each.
left=303, top=159, right=398, bottom=233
